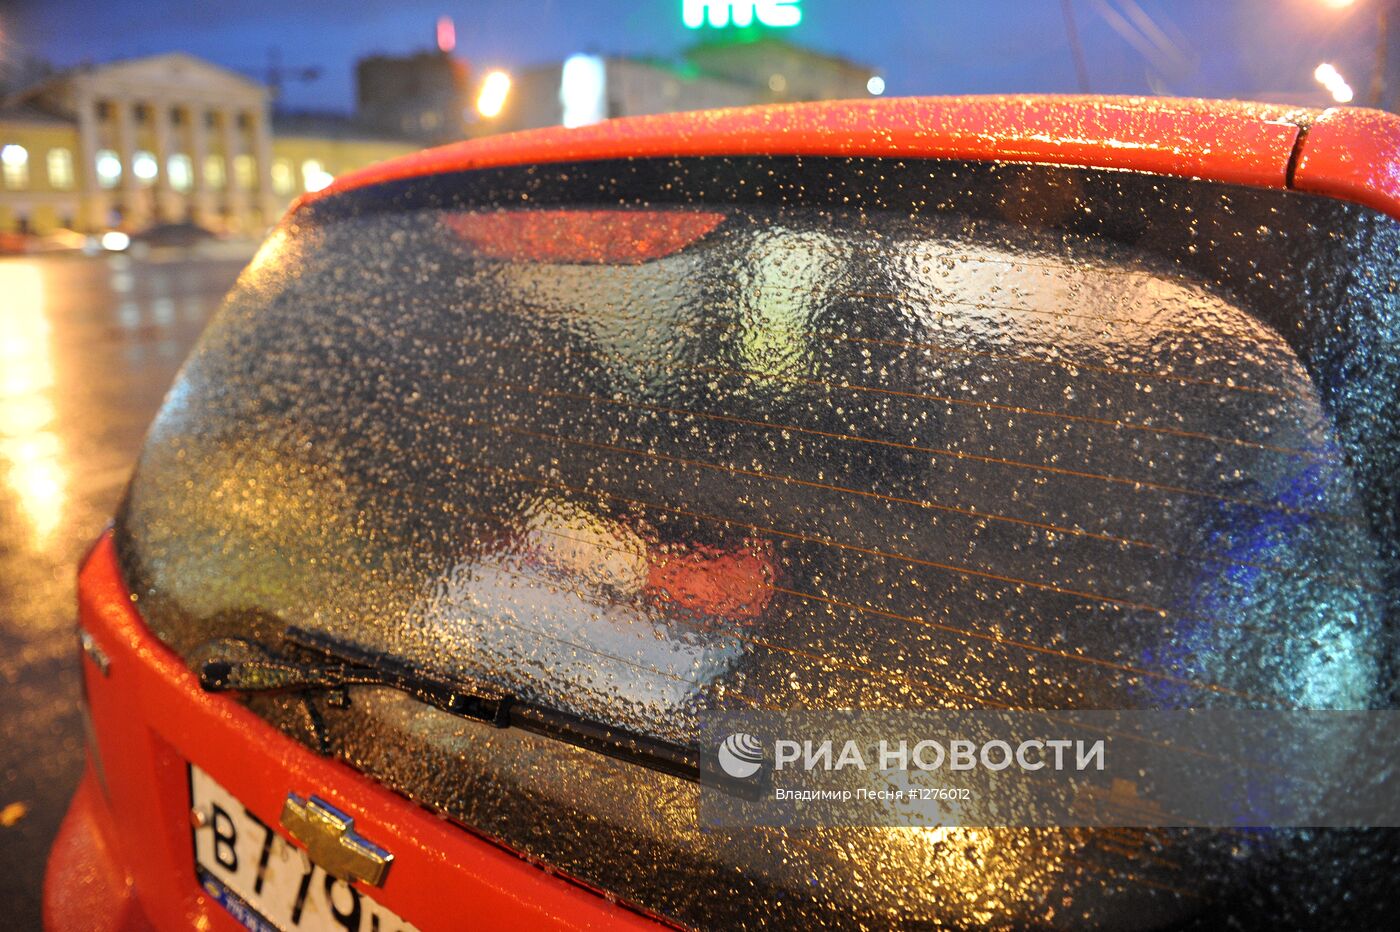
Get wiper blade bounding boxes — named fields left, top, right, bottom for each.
left=203, top=624, right=515, bottom=727
left=197, top=626, right=731, bottom=793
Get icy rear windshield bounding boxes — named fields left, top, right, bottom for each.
left=116, top=157, right=1400, bottom=928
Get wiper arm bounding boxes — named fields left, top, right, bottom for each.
left=202, top=627, right=512, bottom=725
left=197, top=626, right=729, bottom=793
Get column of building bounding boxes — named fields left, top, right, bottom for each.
left=112, top=97, right=143, bottom=229
left=72, top=82, right=106, bottom=233
left=151, top=99, right=178, bottom=223
left=249, top=108, right=278, bottom=226
left=219, top=108, right=245, bottom=233
left=185, top=104, right=211, bottom=227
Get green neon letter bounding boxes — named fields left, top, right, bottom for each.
left=683, top=1, right=802, bottom=30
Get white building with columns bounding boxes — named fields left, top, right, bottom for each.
left=0, top=53, right=418, bottom=236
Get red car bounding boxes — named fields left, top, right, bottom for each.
left=48, top=97, right=1400, bottom=930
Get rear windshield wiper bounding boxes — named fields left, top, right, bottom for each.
left=198, top=625, right=749, bottom=795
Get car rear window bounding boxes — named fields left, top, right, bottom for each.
left=115, top=157, right=1400, bottom=928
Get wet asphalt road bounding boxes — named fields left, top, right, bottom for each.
left=0, top=249, right=252, bottom=929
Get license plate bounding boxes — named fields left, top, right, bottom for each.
left=190, top=765, right=419, bottom=932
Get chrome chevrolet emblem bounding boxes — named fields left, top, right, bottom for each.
left=280, top=794, right=393, bottom=887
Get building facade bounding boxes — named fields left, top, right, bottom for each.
left=0, top=53, right=418, bottom=236
left=1, top=41, right=879, bottom=235
left=492, top=39, right=880, bottom=134
left=356, top=51, right=472, bottom=145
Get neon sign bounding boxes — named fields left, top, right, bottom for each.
left=683, top=0, right=803, bottom=30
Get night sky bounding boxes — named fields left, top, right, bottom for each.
left=2, top=0, right=1385, bottom=113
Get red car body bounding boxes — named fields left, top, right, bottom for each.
left=46, top=96, right=1400, bottom=931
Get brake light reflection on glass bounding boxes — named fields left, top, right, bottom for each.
left=440, top=209, right=727, bottom=265
left=519, top=503, right=776, bottom=622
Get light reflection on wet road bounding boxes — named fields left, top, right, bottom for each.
left=0, top=250, right=250, bottom=927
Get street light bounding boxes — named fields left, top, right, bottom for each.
left=1314, top=62, right=1355, bottom=102
left=476, top=70, right=512, bottom=119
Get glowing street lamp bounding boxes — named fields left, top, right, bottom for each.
left=476, top=70, right=512, bottom=119
left=1314, top=62, right=1355, bottom=102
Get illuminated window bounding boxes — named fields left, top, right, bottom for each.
left=271, top=159, right=294, bottom=195
left=204, top=154, right=226, bottom=189
left=233, top=154, right=256, bottom=191
left=167, top=154, right=193, bottom=192
left=46, top=148, right=74, bottom=189
left=1, top=144, right=30, bottom=189
left=96, top=149, right=122, bottom=189
left=132, top=150, right=158, bottom=185
left=301, top=159, right=333, bottom=193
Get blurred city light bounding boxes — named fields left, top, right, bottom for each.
left=167, top=153, right=192, bottom=191
left=0, top=262, right=68, bottom=544
left=132, top=151, right=158, bottom=182
left=1320, top=0, right=1356, bottom=8
left=867, top=75, right=886, bottom=95
left=95, top=150, right=122, bottom=187
left=560, top=54, right=607, bottom=128
left=0, top=144, right=28, bottom=187
left=476, top=70, right=512, bottom=119
left=99, top=231, right=130, bottom=251
left=436, top=15, right=456, bottom=53
left=301, top=159, right=333, bottom=192
left=1314, top=62, right=1355, bottom=102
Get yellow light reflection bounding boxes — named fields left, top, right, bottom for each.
left=243, top=225, right=294, bottom=280
left=738, top=228, right=843, bottom=377
left=0, top=262, right=67, bottom=544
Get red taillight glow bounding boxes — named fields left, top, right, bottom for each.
left=441, top=209, right=726, bottom=265
left=645, top=540, right=775, bottom=620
